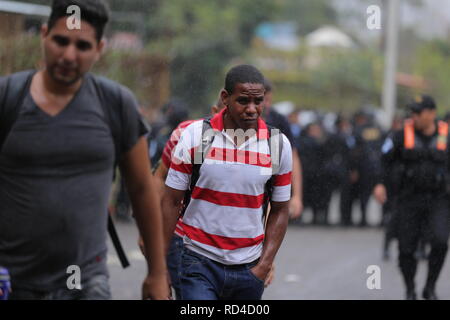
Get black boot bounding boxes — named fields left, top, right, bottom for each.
left=406, top=290, right=417, bottom=300
left=422, top=286, right=438, bottom=300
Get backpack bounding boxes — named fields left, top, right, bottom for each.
left=181, top=117, right=284, bottom=222
left=0, top=70, right=132, bottom=268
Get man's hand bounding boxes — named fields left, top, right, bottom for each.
left=289, top=196, right=303, bottom=220
left=264, top=265, right=275, bottom=288
left=142, top=273, right=171, bottom=300
left=373, top=184, right=387, bottom=204
left=250, top=263, right=271, bottom=284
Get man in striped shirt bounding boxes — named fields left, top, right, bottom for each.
left=162, top=65, right=292, bottom=300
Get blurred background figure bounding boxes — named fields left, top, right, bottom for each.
left=380, top=114, right=404, bottom=260
left=326, top=115, right=356, bottom=227
left=350, top=108, right=385, bottom=227
left=297, top=121, right=333, bottom=226
left=287, top=109, right=302, bottom=145
left=149, top=98, right=189, bottom=168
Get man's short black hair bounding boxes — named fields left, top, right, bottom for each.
left=48, top=0, right=110, bottom=42
left=224, top=65, right=265, bottom=94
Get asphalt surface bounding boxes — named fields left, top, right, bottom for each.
left=107, top=195, right=450, bottom=300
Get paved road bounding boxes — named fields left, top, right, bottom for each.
left=107, top=196, right=450, bottom=300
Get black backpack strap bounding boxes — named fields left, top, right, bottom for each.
left=91, top=74, right=130, bottom=269
left=181, top=117, right=215, bottom=216
left=0, top=70, right=35, bottom=152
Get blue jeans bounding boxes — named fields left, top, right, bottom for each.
left=179, top=248, right=265, bottom=300
left=166, top=235, right=184, bottom=299
left=9, top=274, right=111, bottom=300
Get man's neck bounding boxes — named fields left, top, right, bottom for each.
left=41, top=69, right=82, bottom=97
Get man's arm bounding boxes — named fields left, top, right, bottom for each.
left=251, top=201, right=290, bottom=281
left=154, top=162, right=169, bottom=197
left=120, top=136, right=170, bottom=300
left=252, top=133, right=292, bottom=281
left=137, top=161, right=169, bottom=257
left=289, top=149, right=303, bottom=219
left=161, top=186, right=185, bottom=253
left=373, top=130, right=402, bottom=204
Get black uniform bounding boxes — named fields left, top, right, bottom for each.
left=326, top=129, right=356, bottom=226
left=297, top=128, right=333, bottom=225
left=352, top=123, right=384, bottom=226
left=379, top=121, right=450, bottom=299
left=380, top=129, right=401, bottom=259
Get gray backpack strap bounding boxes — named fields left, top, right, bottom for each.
left=181, top=118, right=215, bottom=215
left=268, top=125, right=283, bottom=176
left=0, top=70, right=35, bottom=152
left=263, top=125, right=284, bottom=218
left=192, top=117, right=215, bottom=169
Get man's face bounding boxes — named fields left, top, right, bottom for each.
left=412, top=109, right=436, bottom=130
left=222, top=82, right=265, bottom=130
left=41, top=18, right=104, bottom=86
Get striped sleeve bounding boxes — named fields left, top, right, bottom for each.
left=162, top=120, right=197, bottom=168
left=165, top=121, right=200, bottom=191
left=271, top=134, right=293, bottom=202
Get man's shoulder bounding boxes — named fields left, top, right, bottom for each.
left=178, top=119, right=201, bottom=130
left=0, top=70, right=35, bottom=89
left=88, top=73, right=140, bottom=104
left=176, top=119, right=204, bottom=146
left=88, top=73, right=127, bottom=94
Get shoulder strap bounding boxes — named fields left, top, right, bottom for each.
left=0, top=70, right=35, bottom=152
left=181, top=117, right=215, bottom=216
left=263, top=125, right=284, bottom=218
left=90, top=74, right=124, bottom=170
left=267, top=125, right=283, bottom=176
left=90, top=74, right=131, bottom=269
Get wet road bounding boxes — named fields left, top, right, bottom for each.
left=107, top=195, right=450, bottom=300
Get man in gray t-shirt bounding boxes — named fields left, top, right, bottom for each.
left=0, top=0, right=169, bottom=300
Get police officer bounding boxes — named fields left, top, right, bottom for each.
left=353, top=109, right=384, bottom=227
left=297, top=122, right=333, bottom=225
left=374, top=95, right=450, bottom=300
left=327, top=115, right=356, bottom=226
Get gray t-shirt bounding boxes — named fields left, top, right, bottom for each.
left=0, top=73, right=148, bottom=291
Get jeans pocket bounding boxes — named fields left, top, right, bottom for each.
left=247, top=268, right=265, bottom=285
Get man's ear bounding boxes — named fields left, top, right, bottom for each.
left=211, top=105, right=219, bottom=115
left=41, top=24, right=49, bottom=39
left=94, top=38, right=106, bottom=62
left=220, top=89, right=229, bottom=108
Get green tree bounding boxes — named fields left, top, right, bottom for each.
left=414, top=40, right=450, bottom=111
left=142, top=0, right=279, bottom=112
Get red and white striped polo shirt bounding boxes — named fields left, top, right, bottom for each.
left=165, top=108, right=292, bottom=265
